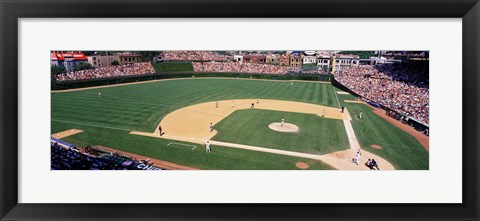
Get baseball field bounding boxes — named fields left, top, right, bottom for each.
left=51, top=77, right=429, bottom=170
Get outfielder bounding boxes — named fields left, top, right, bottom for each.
left=98, top=92, right=102, bottom=97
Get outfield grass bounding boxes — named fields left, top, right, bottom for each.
left=333, top=87, right=429, bottom=170
left=213, top=109, right=349, bottom=155
left=152, top=62, right=194, bottom=72
left=52, top=78, right=338, bottom=132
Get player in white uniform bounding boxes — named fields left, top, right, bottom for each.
left=98, top=92, right=102, bottom=97
left=205, top=140, right=211, bottom=153
left=291, top=82, right=294, bottom=86
left=231, top=101, right=235, bottom=108
left=353, top=149, right=361, bottom=165
left=322, top=109, right=326, bottom=117
left=359, top=111, right=363, bottom=119
left=281, top=117, right=285, bottom=126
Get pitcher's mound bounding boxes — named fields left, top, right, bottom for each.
left=269, top=123, right=299, bottom=133
left=371, top=144, right=382, bottom=149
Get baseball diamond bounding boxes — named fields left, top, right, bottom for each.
left=51, top=50, right=429, bottom=170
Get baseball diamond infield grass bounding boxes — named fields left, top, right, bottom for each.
left=213, top=109, right=349, bottom=155
left=51, top=78, right=428, bottom=170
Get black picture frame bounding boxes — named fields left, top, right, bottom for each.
left=1, top=0, right=479, bottom=220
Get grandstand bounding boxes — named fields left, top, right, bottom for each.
left=51, top=138, right=162, bottom=170
left=335, top=60, right=429, bottom=125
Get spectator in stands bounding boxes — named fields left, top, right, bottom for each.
left=53, top=62, right=155, bottom=82
left=335, top=62, right=429, bottom=124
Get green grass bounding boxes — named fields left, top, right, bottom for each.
left=333, top=87, right=429, bottom=170
left=51, top=78, right=428, bottom=170
left=52, top=79, right=338, bottom=132
left=213, top=109, right=349, bottom=155
left=51, top=79, right=338, bottom=170
left=52, top=120, right=333, bottom=170
left=153, top=62, right=194, bottom=72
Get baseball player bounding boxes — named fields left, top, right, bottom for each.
left=322, top=109, right=326, bottom=117
left=281, top=117, right=284, bottom=126
left=158, top=125, right=163, bottom=136
left=290, top=82, right=294, bottom=86
left=231, top=100, right=235, bottom=108
left=205, top=140, right=211, bottom=153
left=353, top=152, right=360, bottom=165
left=209, top=122, right=213, bottom=132
left=256, top=98, right=259, bottom=104
left=251, top=103, right=254, bottom=108
left=371, top=159, right=380, bottom=170
left=215, top=101, right=219, bottom=108
left=98, top=92, right=102, bottom=97
left=359, top=111, right=363, bottom=119
left=353, top=149, right=361, bottom=165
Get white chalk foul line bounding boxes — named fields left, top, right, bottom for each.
left=167, top=142, right=197, bottom=148
left=52, top=119, right=131, bottom=131
left=332, top=85, right=342, bottom=108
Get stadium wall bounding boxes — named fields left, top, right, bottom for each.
left=51, top=72, right=332, bottom=90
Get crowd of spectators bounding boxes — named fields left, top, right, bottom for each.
left=52, top=142, right=162, bottom=170
left=162, top=51, right=232, bottom=61
left=192, top=62, right=300, bottom=74
left=51, top=142, right=124, bottom=170
left=335, top=62, right=429, bottom=124
left=53, top=62, right=155, bottom=82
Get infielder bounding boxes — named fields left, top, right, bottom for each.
left=256, top=98, right=259, bottom=104
left=231, top=101, right=235, bottom=108
left=205, top=140, right=211, bottom=153
left=215, top=101, right=219, bottom=108
left=322, top=109, right=326, bottom=117
left=281, top=117, right=285, bottom=126
left=209, top=122, right=213, bottom=132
